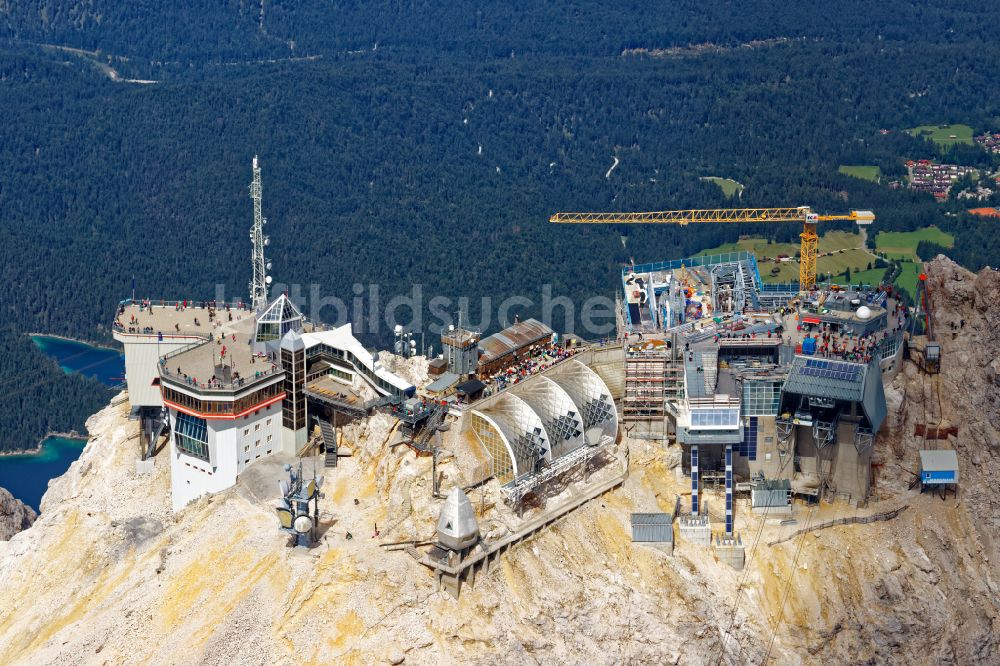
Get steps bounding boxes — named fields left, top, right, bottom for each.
left=318, top=419, right=338, bottom=468
left=412, top=403, right=446, bottom=452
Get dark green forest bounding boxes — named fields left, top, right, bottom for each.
left=2, top=2, right=1000, bottom=450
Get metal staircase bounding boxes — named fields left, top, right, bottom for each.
left=318, top=418, right=338, bottom=467
left=411, top=402, right=447, bottom=453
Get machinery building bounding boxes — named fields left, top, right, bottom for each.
left=622, top=252, right=765, bottom=332
left=617, top=249, right=901, bottom=543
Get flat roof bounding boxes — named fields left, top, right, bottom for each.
left=426, top=372, right=460, bottom=393
left=919, top=449, right=959, bottom=472
left=162, top=314, right=275, bottom=388
left=631, top=513, right=674, bottom=543
left=304, top=374, right=363, bottom=406
left=116, top=301, right=251, bottom=339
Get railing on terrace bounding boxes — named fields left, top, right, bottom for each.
left=158, top=350, right=282, bottom=393
left=113, top=298, right=254, bottom=333
left=624, top=251, right=756, bottom=276
left=472, top=347, right=588, bottom=404
left=117, top=297, right=253, bottom=310
left=760, top=282, right=801, bottom=293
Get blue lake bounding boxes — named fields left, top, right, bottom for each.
left=0, top=437, right=87, bottom=512
left=30, top=335, right=124, bottom=386
left=0, top=336, right=125, bottom=511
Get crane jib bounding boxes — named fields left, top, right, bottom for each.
left=548, top=206, right=876, bottom=291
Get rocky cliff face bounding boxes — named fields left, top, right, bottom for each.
left=0, top=487, right=35, bottom=541
left=0, top=259, right=998, bottom=665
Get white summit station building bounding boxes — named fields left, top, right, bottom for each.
left=112, top=158, right=413, bottom=510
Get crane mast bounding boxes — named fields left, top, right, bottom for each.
left=550, top=206, right=874, bottom=290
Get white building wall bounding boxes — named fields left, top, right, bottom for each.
left=114, top=332, right=202, bottom=407
left=168, top=402, right=282, bottom=511
left=233, top=402, right=282, bottom=472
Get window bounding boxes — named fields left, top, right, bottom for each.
left=471, top=413, right=515, bottom=485
left=244, top=428, right=249, bottom=436
left=267, top=418, right=272, bottom=426
left=267, top=434, right=273, bottom=442
left=175, top=412, right=210, bottom=462
left=255, top=423, right=260, bottom=431
left=741, top=380, right=782, bottom=417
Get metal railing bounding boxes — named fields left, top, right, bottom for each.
left=158, top=352, right=282, bottom=392
left=625, top=251, right=757, bottom=276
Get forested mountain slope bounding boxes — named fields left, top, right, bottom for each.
left=2, top=2, right=1000, bottom=450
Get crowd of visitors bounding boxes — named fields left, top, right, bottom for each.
left=487, top=343, right=578, bottom=394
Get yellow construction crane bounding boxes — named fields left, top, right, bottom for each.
left=550, top=206, right=874, bottom=290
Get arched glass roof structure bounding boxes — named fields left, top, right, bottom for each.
left=471, top=360, right=618, bottom=486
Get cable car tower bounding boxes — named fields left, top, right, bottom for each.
left=249, top=155, right=272, bottom=311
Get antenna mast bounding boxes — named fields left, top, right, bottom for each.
left=249, top=155, right=269, bottom=311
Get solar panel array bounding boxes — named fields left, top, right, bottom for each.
left=801, top=358, right=862, bottom=382
left=691, top=408, right=740, bottom=427
left=736, top=416, right=758, bottom=460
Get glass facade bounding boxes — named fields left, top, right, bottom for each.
left=162, top=382, right=282, bottom=416
left=690, top=408, right=740, bottom=428
left=741, top=380, right=782, bottom=416
left=306, top=343, right=408, bottom=396
left=256, top=295, right=303, bottom=343
left=175, top=412, right=210, bottom=462
left=281, top=346, right=306, bottom=431
left=471, top=413, right=515, bottom=485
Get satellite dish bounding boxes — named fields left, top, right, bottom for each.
left=277, top=507, right=293, bottom=529
left=394, top=324, right=403, bottom=334
left=304, top=479, right=316, bottom=499
left=293, top=515, right=313, bottom=534
left=410, top=340, right=417, bottom=348
left=856, top=305, right=872, bottom=320
left=264, top=237, right=270, bottom=246
left=265, top=275, right=273, bottom=285
left=266, top=261, right=272, bottom=270
left=278, top=479, right=290, bottom=497
left=394, top=341, right=403, bottom=354
left=448, top=324, right=455, bottom=332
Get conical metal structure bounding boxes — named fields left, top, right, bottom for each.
left=436, top=487, right=479, bottom=551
